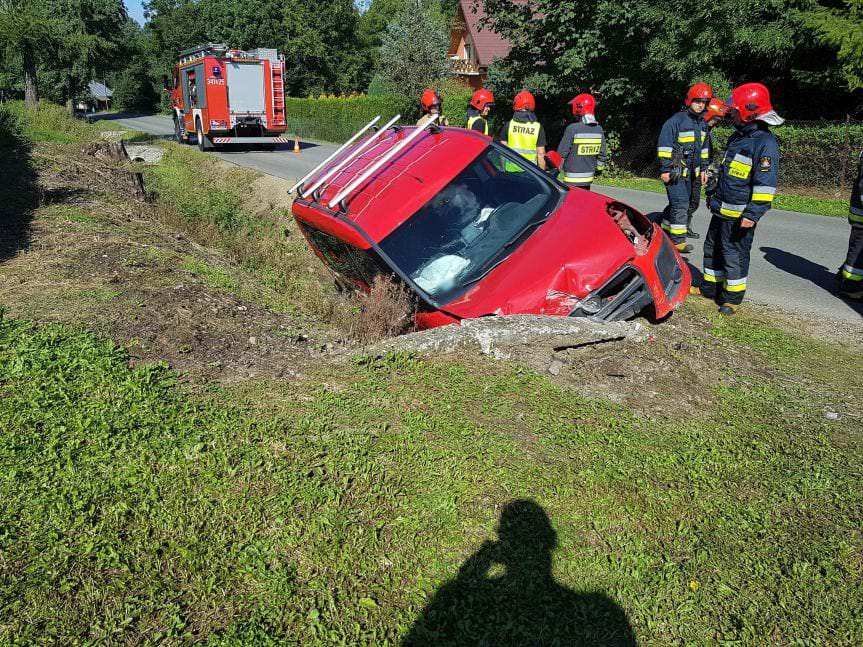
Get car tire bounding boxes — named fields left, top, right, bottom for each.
left=195, top=119, right=209, bottom=151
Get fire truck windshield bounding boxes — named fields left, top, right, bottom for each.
left=379, top=147, right=560, bottom=304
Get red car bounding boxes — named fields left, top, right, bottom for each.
left=290, top=116, right=690, bottom=329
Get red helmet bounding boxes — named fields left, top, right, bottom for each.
left=545, top=150, right=562, bottom=169
left=420, top=88, right=442, bottom=112
left=727, top=82, right=774, bottom=123
left=685, top=82, right=713, bottom=106
left=470, top=88, right=495, bottom=111
left=569, top=93, right=596, bottom=116
left=703, top=98, right=728, bottom=123
left=513, top=90, right=535, bottom=111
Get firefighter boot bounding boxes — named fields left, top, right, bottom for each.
left=686, top=213, right=700, bottom=239
left=718, top=303, right=738, bottom=316
left=675, top=242, right=694, bottom=253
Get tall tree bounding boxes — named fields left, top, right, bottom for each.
left=804, top=0, right=863, bottom=90
left=0, top=0, right=62, bottom=106
left=374, top=0, right=450, bottom=99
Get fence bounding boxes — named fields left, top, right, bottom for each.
left=610, top=118, right=863, bottom=193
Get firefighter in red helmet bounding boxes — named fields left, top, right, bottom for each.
left=496, top=90, right=546, bottom=169
left=467, top=89, right=495, bottom=135
left=556, top=93, right=606, bottom=190
left=695, top=82, right=783, bottom=315
left=657, top=82, right=713, bottom=252
left=687, top=97, right=729, bottom=238
left=417, top=89, right=449, bottom=127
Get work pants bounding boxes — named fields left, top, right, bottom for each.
left=661, top=172, right=694, bottom=244
left=839, top=224, right=863, bottom=293
left=701, top=215, right=756, bottom=305
left=687, top=178, right=702, bottom=230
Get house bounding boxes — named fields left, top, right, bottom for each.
left=86, top=81, right=113, bottom=112
left=448, top=0, right=512, bottom=89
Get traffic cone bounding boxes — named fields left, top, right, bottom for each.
left=293, top=136, right=300, bottom=154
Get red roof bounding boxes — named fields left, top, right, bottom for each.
left=458, top=0, right=512, bottom=68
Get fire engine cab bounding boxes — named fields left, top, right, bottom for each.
left=167, top=43, right=289, bottom=150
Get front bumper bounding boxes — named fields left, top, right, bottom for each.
left=209, top=136, right=291, bottom=144
left=570, top=233, right=688, bottom=322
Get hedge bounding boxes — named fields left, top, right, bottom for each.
left=615, top=121, right=863, bottom=191
left=286, top=84, right=475, bottom=144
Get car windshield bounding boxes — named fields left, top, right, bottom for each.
left=378, top=146, right=559, bottom=305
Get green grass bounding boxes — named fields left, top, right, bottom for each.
left=595, top=176, right=851, bottom=218
left=1, top=313, right=861, bottom=644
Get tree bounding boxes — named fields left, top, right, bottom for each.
left=480, top=0, right=809, bottom=129
left=804, top=0, right=863, bottom=90
left=374, top=0, right=450, bottom=99
left=0, top=0, right=62, bottom=106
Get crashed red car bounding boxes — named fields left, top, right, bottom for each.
left=290, top=116, right=690, bottom=329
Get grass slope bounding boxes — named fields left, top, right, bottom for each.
left=1, top=312, right=861, bottom=644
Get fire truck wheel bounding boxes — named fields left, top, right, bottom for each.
left=173, top=117, right=185, bottom=143
left=195, top=119, right=210, bottom=151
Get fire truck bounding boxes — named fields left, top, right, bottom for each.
left=167, top=43, right=289, bottom=150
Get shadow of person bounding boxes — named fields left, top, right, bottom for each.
left=402, top=500, right=635, bottom=647
left=0, top=121, right=37, bottom=263
left=760, top=246, right=863, bottom=316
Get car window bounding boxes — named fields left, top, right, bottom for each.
left=379, top=146, right=559, bottom=304
left=298, top=222, right=390, bottom=290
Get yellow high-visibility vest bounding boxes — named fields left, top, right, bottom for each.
left=467, top=115, right=488, bottom=135
left=506, top=119, right=540, bottom=163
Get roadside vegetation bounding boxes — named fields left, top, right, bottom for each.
left=2, top=103, right=862, bottom=644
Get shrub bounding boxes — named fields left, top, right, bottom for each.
left=286, top=94, right=416, bottom=143
left=3, top=100, right=95, bottom=143
left=330, top=274, right=416, bottom=343
left=0, top=103, right=22, bottom=148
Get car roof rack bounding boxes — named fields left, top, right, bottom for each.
left=326, top=114, right=439, bottom=210
left=290, top=114, right=394, bottom=199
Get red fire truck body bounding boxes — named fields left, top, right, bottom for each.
left=168, top=43, right=288, bottom=149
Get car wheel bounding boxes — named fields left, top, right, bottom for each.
left=195, top=119, right=208, bottom=151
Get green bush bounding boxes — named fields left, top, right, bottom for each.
left=0, top=103, right=22, bottom=148
left=286, top=81, right=476, bottom=143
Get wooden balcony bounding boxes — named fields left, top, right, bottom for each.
left=451, top=58, right=481, bottom=75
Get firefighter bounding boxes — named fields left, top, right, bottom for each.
left=496, top=90, right=546, bottom=170
left=687, top=98, right=729, bottom=238
left=417, top=89, right=449, bottom=127
left=657, top=82, right=713, bottom=252
left=697, top=82, right=783, bottom=315
left=838, top=148, right=863, bottom=300
left=556, top=93, right=606, bottom=190
left=466, top=89, right=495, bottom=135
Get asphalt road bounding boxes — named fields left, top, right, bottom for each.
left=101, top=113, right=862, bottom=322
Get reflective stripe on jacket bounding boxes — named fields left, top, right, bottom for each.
left=657, top=109, right=708, bottom=173
left=708, top=122, right=780, bottom=223
left=506, top=118, right=541, bottom=162
left=557, top=120, right=606, bottom=185
left=851, top=150, right=863, bottom=225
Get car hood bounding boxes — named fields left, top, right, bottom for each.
left=440, top=189, right=638, bottom=318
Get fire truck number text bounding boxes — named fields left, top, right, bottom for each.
left=207, top=78, right=226, bottom=86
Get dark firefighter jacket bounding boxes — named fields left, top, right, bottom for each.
left=708, top=121, right=780, bottom=223
left=657, top=109, right=710, bottom=175
left=556, top=120, right=607, bottom=185
left=851, top=150, right=863, bottom=226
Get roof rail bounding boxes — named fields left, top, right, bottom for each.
left=297, top=114, right=401, bottom=200
left=289, top=115, right=381, bottom=197
left=327, top=114, right=439, bottom=210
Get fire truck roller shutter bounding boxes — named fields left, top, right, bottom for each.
left=227, top=62, right=266, bottom=114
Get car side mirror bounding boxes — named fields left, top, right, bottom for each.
left=162, top=76, right=171, bottom=91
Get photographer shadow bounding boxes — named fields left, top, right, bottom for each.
left=403, top=499, right=635, bottom=647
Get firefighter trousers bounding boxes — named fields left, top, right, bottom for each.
left=839, top=224, right=863, bottom=294
left=701, top=215, right=755, bottom=305
left=687, top=178, right=702, bottom=229
left=661, top=174, right=693, bottom=244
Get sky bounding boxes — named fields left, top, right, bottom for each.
left=125, top=0, right=146, bottom=25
